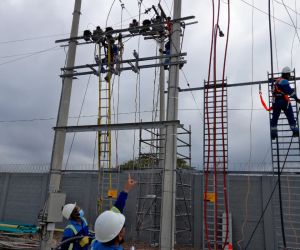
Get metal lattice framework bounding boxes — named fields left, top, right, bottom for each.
left=268, top=70, right=300, bottom=249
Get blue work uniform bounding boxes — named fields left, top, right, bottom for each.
left=61, top=217, right=89, bottom=250
left=164, top=40, right=171, bottom=68
left=91, top=241, right=123, bottom=250
left=90, top=191, right=128, bottom=250
left=270, top=78, right=299, bottom=138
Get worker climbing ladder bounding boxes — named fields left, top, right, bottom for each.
left=268, top=70, right=300, bottom=249
left=97, top=43, right=118, bottom=213
left=203, top=80, right=231, bottom=250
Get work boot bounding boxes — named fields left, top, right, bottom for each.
left=104, top=75, right=110, bottom=82
left=291, top=125, right=299, bottom=137
left=271, top=130, right=278, bottom=140
left=100, top=66, right=105, bottom=73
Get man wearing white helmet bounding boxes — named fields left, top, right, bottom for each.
left=91, top=174, right=137, bottom=250
left=61, top=203, right=90, bottom=250
left=271, top=66, right=300, bottom=139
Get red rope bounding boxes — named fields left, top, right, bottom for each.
left=259, top=92, right=273, bottom=111
left=204, top=0, right=215, bottom=248
left=213, top=1, right=221, bottom=248
left=221, top=0, right=230, bottom=249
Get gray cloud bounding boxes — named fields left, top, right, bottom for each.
left=0, top=0, right=299, bottom=170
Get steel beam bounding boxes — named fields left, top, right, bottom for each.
left=60, top=60, right=186, bottom=78
left=176, top=76, right=300, bottom=93
left=61, top=53, right=187, bottom=71
left=54, top=120, right=181, bottom=133
left=55, top=16, right=195, bottom=44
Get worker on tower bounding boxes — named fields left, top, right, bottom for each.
left=270, top=66, right=300, bottom=139
left=90, top=174, right=137, bottom=250
left=60, top=204, right=90, bottom=250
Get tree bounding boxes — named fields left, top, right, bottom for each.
left=119, top=155, right=193, bottom=170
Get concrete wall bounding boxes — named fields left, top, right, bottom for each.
left=0, top=171, right=283, bottom=249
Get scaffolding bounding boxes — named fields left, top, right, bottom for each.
left=268, top=70, right=300, bottom=249
left=136, top=126, right=192, bottom=246
left=203, top=80, right=230, bottom=250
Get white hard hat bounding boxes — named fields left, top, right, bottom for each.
left=62, top=203, right=76, bottom=220
left=94, top=210, right=125, bottom=243
left=282, top=66, right=291, bottom=74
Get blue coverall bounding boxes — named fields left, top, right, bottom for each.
left=61, top=217, right=89, bottom=250
left=90, top=191, right=128, bottom=250
left=270, top=78, right=299, bottom=138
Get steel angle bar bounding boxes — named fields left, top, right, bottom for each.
left=60, top=61, right=187, bottom=78
left=176, top=77, right=300, bottom=93
left=55, top=16, right=195, bottom=44
left=61, top=53, right=187, bottom=71
left=54, top=120, right=181, bottom=132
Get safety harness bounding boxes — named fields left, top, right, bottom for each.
left=259, top=77, right=290, bottom=111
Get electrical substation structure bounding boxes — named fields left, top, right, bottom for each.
left=35, top=1, right=300, bottom=250
left=39, top=0, right=196, bottom=249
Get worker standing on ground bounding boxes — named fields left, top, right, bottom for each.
left=271, top=66, right=300, bottom=139
left=60, top=204, right=90, bottom=250
left=91, top=174, right=137, bottom=250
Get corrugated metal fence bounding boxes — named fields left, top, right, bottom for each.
left=0, top=170, right=293, bottom=249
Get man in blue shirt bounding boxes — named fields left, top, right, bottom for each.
left=271, top=66, right=300, bottom=139
left=91, top=174, right=137, bottom=250
left=61, top=203, right=90, bottom=250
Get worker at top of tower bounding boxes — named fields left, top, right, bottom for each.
left=60, top=203, right=90, bottom=250
left=270, top=66, right=300, bottom=140
left=129, top=19, right=139, bottom=34
left=90, top=174, right=137, bottom=250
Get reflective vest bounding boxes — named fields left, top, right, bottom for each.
left=273, top=77, right=290, bottom=103
left=65, top=218, right=88, bottom=250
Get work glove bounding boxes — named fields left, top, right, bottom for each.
left=79, top=236, right=90, bottom=247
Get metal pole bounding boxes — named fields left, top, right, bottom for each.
left=160, top=1, right=181, bottom=249
left=40, top=1, right=81, bottom=249
left=159, top=41, right=165, bottom=169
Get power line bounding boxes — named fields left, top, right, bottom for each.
left=273, top=0, right=300, bottom=17
left=0, top=33, right=69, bottom=45
left=0, top=108, right=267, bottom=124
left=0, top=47, right=62, bottom=59
left=0, top=46, right=61, bottom=67
left=281, top=0, right=300, bottom=43
left=240, top=0, right=300, bottom=29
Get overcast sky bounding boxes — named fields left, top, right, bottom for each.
left=0, top=0, right=299, bottom=171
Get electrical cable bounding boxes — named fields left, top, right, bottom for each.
left=64, top=75, right=92, bottom=170
left=180, top=69, right=204, bottom=123
left=0, top=46, right=61, bottom=67
left=105, top=0, right=117, bottom=28
left=132, top=0, right=143, bottom=170
left=268, top=0, right=287, bottom=246
left=290, top=0, right=297, bottom=68
left=240, top=0, right=300, bottom=29
left=281, top=0, right=300, bottom=43
left=244, top=131, right=297, bottom=249
left=238, top=1, right=254, bottom=247
left=0, top=33, right=70, bottom=45
left=274, top=0, right=300, bottom=17
left=0, top=107, right=270, bottom=125
left=272, top=0, right=280, bottom=72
